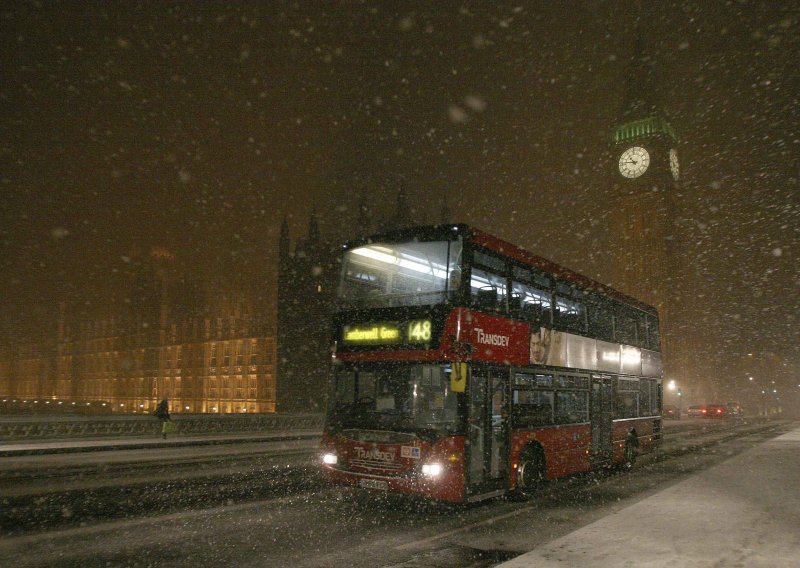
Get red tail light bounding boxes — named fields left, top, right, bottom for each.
left=701, top=409, right=707, bottom=414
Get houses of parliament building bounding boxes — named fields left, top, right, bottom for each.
left=0, top=246, right=278, bottom=415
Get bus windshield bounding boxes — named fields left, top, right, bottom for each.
left=327, top=364, right=461, bottom=437
left=337, top=239, right=462, bottom=310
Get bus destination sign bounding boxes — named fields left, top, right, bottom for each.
left=342, top=319, right=432, bottom=345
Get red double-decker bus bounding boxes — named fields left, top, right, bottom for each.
left=320, top=224, right=662, bottom=503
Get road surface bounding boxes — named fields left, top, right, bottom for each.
left=0, top=418, right=791, bottom=567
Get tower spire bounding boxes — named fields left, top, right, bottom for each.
left=357, top=191, right=371, bottom=237
left=308, top=210, right=320, bottom=244
left=394, top=180, right=410, bottom=229
left=619, top=31, right=658, bottom=121
left=440, top=196, right=451, bottom=224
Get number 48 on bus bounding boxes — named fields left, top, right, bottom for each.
left=408, top=320, right=432, bottom=342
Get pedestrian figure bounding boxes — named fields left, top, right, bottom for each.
left=153, top=398, right=172, bottom=439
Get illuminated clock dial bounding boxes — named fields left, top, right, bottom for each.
left=618, top=146, right=650, bottom=179
left=669, top=148, right=680, bottom=180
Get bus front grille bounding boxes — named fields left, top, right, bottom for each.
left=349, top=459, right=404, bottom=472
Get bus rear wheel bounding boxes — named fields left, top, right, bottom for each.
left=512, top=448, right=545, bottom=499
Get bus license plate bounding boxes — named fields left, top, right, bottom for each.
left=359, top=479, right=388, bottom=491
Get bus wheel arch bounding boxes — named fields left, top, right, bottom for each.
left=513, top=443, right=546, bottom=498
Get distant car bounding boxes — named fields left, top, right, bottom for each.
left=687, top=405, right=708, bottom=418
left=662, top=404, right=679, bottom=419
left=706, top=404, right=727, bottom=418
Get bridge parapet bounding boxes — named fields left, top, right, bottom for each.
left=0, top=414, right=325, bottom=440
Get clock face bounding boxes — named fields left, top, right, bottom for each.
left=618, top=146, right=650, bottom=179
left=619, top=146, right=650, bottom=179
left=670, top=148, right=680, bottom=180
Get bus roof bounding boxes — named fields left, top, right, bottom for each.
left=341, top=223, right=658, bottom=316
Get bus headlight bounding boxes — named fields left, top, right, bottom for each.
left=421, top=463, right=443, bottom=477
left=322, top=453, right=338, bottom=465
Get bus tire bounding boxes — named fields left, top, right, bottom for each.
left=512, top=446, right=545, bottom=499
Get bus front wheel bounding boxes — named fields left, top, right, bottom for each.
left=513, top=447, right=545, bottom=499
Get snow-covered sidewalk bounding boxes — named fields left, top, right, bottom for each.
left=498, top=425, right=800, bottom=567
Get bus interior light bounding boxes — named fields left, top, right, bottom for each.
left=351, top=246, right=449, bottom=280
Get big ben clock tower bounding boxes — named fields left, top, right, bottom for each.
left=607, top=35, right=684, bottom=381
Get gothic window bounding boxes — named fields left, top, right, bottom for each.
left=250, top=340, right=259, bottom=365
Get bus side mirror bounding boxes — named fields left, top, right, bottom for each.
left=451, top=362, right=467, bottom=393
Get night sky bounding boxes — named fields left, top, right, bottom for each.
left=2, top=2, right=798, bottom=394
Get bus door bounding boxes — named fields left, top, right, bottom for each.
left=467, top=367, right=509, bottom=497
left=590, top=375, right=614, bottom=462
